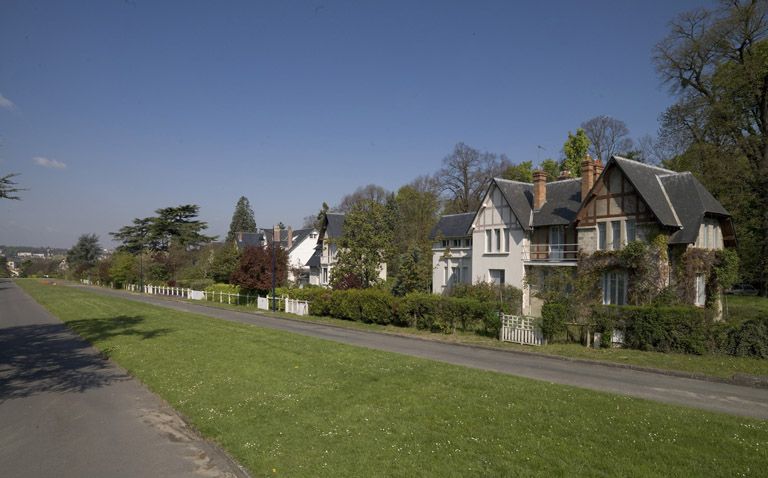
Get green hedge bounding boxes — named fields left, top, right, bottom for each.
left=585, top=305, right=768, bottom=358
left=276, top=287, right=500, bottom=336
left=591, top=305, right=711, bottom=355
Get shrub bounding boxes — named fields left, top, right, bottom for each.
left=448, top=282, right=523, bottom=315
left=541, top=302, right=569, bottom=342
left=176, top=278, right=214, bottom=290
left=725, top=317, right=768, bottom=359
left=205, top=283, right=241, bottom=294
left=357, top=289, right=398, bottom=325
left=591, top=305, right=710, bottom=355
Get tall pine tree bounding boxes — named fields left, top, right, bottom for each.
left=226, top=196, right=257, bottom=243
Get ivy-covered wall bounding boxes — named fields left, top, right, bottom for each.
left=533, top=235, right=739, bottom=322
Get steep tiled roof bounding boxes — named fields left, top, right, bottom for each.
left=429, top=213, right=474, bottom=239
left=325, top=213, right=345, bottom=238
left=493, top=178, right=582, bottom=229
left=533, top=179, right=581, bottom=227
left=659, top=172, right=731, bottom=244
left=494, top=179, right=534, bottom=230
left=611, top=157, right=681, bottom=227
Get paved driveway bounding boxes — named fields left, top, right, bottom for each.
left=76, top=284, right=768, bottom=420
left=0, top=280, right=249, bottom=478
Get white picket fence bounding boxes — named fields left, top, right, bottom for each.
left=114, top=281, right=309, bottom=317
left=500, top=314, right=545, bottom=346
left=285, top=298, right=309, bottom=316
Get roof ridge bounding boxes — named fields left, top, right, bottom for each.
left=655, top=175, right=682, bottom=227
left=439, top=212, right=476, bottom=217
left=613, top=156, right=677, bottom=174
left=494, top=177, right=533, bottom=186
left=546, top=178, right=580, bottom=184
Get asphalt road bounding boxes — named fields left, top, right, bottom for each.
left=0, top=280, right=249, bottom=478
left=75, top=283, right=768, bottom=420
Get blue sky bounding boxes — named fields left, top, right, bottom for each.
left=0, top=0, right=709, bottom=248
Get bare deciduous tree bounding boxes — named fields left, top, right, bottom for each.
left=0, top=173, right=24, bottom=200
left=438, top=142, right=509, bottom=213
left=334, top=184, right=390, bottom=213
left=580, top=116, right=634, bottom=162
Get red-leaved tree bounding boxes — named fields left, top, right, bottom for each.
left=230, top=245, right=288, bottom=292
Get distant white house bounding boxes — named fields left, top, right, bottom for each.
left=307, top=212, right=386, bottom=287
left=234, top=226, right=320, bottom=285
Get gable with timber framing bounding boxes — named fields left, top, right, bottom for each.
left=576, top=164, right=656, bottom=227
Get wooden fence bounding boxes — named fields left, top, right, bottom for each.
left=500, top=314, right=545, bottom=346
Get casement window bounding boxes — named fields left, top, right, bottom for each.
left=441, top=240, right=449, bottom=248
left=322, top=267, right=329, bottom=284
left=495, top=229, right=501, bottom=252
left=485, top=230, right=492, bottom=252
left=452, top=239, right=461, bottom=248
left=695, top=274, right=706, bottom=307
left=611, top=221, right=621, bottom=250
left=597, top=223, right=606, bottom=250
left=602, top=271, right=627, bottom=305
left=465, top=238, right=473, bottom=247
left=626, top=218, right=636, bottom=243
left=503, top=228, right=510, bottom=252
left=489, top=269, right=505, bottom=285
left=549, top=226, right=564, bottom=260
left=451, top=266, right=461, bottom=284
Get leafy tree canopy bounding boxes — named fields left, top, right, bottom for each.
left=67, top=234, right=101, bottom=277
left=502, top=161, right=534, bottom=183
left=653, top=0, right=768, bottom=291
left=231, top=245, right=288, bottom=292
left=562, top=129, right=591, bottom=176
left=331, top=199, right=393, bottom=289
left=112, top=204, right=216, bottom=253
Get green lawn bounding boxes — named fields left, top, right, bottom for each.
left=17, top=280, right=768, bottom=477
left=185, top=293, right=768, bottom=380
left=725, top=294, right=768, bottom=323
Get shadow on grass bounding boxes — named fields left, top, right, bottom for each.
left=0, top=316, right=172, bottom=400
left=66, top=315, right=173, bottom=344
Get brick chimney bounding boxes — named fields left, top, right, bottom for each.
left=595, top=159, right=604, bottom=177
left=581, top=154, right=595, bottom=201
left=273, top=225, right=280, bottom=246
left=557, top=169, right=572, bottom=181
left=533, top=170, right=547, bottom=210
left=286, top=226, right=293, bottom=250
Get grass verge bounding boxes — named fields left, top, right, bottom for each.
left=186, top=294, right=768, bottom=380
left=18, top=279, right=768, bottom=477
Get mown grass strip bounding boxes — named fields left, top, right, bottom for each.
left=183, top=293, right=768, bottom=380
left=17, top=280, right=768, bottom=477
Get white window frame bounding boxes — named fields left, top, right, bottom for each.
left=485, top=230, right=492, bottom=253
left=695, top=274, right=706, bottom=307
left=602, top=271, right=627, bottom=305
left=489, top=269, right=505, bottom=285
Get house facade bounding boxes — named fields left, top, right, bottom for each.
left=431, top=156, right=735, bottom=317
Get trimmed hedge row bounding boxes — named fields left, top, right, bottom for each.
left=585, top=305, right=768, bottom=358
left=277, top=287, right=500, bottom=336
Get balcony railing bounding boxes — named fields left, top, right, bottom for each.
left=523, top=243, right=579, bottom=262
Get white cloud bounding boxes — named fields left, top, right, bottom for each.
left=0, top=93, right=15, bottom=110
left=33, top=156, right=67, bottom=170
